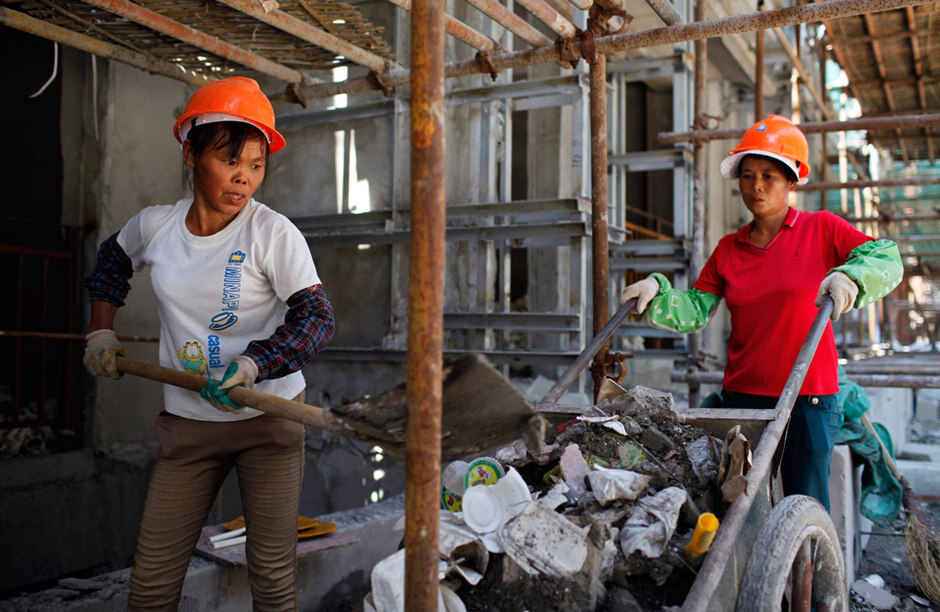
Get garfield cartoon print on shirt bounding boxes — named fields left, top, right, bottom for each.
left=177, top=341, right=208, bottom=376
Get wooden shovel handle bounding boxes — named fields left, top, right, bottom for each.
left=115, top=355, right=392, bottom=444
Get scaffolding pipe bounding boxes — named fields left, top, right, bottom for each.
left=78, top=0, right=313, bottom=85
left=644, top=0, right=682, bottom=25
left=404, top=0, right=446, bottom=604
left=844, top=212, right=940, bottom=223
left=589, top=52, right=610, bottom=398
left=0, top=6, right=211, bottom=86
left=566, top=0, right=593, bottom=12
left=798, top=176, right=940, bottom=192
left=884, top=234, right=940, bottom=243
left=271, top=0, right=928, bottom=102
left=516, top=0, right=578, bottom=37
left=659, top=112, right=940, bottom=144
left=673, top=370, right=940, bottom=389
left=386, top=0, right=503, bottom=53
left=688, top=0, right=707, bottom=410
left=461, top=0, right=554, bottom=48
left=216, top=0, right=399, bottom=74
left=755, top=1, right=764, bottom=119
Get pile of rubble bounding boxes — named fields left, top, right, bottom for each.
left=364, top=384, right=750, bottom=611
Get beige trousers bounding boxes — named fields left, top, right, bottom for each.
left=128, top=407, right=304, bottom=611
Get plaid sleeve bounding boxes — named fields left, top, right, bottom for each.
left=242, top=284, right=335, bottom=382
left=84, top=232, right=134, bottom=307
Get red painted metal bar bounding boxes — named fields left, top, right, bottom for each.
left=79, top=0, right=312, bottom=85
left=404, top=0, right=446, bottom=604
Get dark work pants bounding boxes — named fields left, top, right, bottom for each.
left=721, top=391, right=841, bottom=512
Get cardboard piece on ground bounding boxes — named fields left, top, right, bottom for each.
left=195, top=524, right=358, bottom=567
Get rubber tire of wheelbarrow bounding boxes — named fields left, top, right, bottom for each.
left=735, top=495, right=847, bottom=612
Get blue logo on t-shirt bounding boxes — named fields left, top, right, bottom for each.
left=209, top=311, right=238, bottom=331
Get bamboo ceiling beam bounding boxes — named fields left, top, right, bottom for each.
left=906, top=6, right=934, bottom=164
left=271, top=0, right=932, bottom=103
left=79, top=0, right=314, bottom=86
left=385, top=0, right=503, bottom=53
left=863, top=12, right=909, bottom=163
left=216, top=0, right=401, bottom=74
left=0, top=6, right=210, bottom=86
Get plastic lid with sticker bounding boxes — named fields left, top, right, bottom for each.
left=463, top=457, right=505, bottom=489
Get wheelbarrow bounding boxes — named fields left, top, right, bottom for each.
left=537, top=297, right=848, bottom=611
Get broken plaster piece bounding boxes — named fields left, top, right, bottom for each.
left=560, top=443, right=592, bottom=499
left=619, top=487, right=686, bottom=559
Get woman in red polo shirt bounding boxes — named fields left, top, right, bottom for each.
left=620, top=114, right=902, bottom=511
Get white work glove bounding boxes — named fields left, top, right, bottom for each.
left=200, top=355, right=259, bottom=413
left=83, top=329, right=125, bottom=379
left=620, top=276, right=661, bottom=314
left=815, top=271, right=859, bottom=322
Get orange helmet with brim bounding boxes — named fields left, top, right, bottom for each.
left=720, top=114, right=810, bottom=184
left=173, top=77, right=286, bottom=154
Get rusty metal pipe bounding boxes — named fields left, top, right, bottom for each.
left=755, top=2, right=764, bottom=119
left=404, top=0, right=446, bottom=604
left=687, top=0, right=706, bottom=409
left=798, top=176, right=940, bottom=192
left=386, top=0, right=503, bottom=53
left=792, top=540, right=814, bottom=612
left=515, top=0, right=578, bottom=38
left=589, top=52, right=610, bottom=398
left=462, top=0, right=554, bottom=48
left=660, top=112, right=940, bottom=144
left=79, top=0, right=312, bottom=85
left=672, top=370, right=940, bottom=389
left=644, top=0, right=682, bottom=25
left=0, top=6, right=210, bottom=86
left=217, top=0, right=400, bottom=73
left=271, top=0, right=928, bottom=102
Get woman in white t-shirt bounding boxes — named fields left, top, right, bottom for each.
left=82, top=77, right=334, bottom=610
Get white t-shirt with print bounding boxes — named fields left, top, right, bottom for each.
left=118, top=198, right=321, bottom=421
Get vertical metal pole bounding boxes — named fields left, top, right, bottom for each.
left=688, top=0, right=706, bottom=409
left=755, top=0, right=765, bottom=120
left=406, top=0, right=445, bottom=605
left=589, top=52, right=610, bottom=398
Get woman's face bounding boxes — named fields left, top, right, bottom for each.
left=185, top=134, right=266, bottom=219
left=738, top=155, right=797, bottom=220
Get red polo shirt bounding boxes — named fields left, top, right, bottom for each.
left=693, top=207, right=871, bottom=396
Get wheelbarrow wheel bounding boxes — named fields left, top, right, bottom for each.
left=735, top=495, right=847, bottom=612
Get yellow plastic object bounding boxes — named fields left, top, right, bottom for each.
left=684, top=512, right=720, bottom=560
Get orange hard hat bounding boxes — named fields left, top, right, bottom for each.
left=720, top=114, right=810, bottom=184
left=173, top=77, right=286, bottom=154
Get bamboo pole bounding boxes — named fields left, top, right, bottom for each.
left=78, top=0, right=313, bottom=85
left=0, top=6, right=210, bottom=86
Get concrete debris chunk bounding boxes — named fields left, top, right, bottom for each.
left=851, top=579, right=901, bottom=610
left=606, top=385, right=682, bottom=424
left=686, top=435, right=722, bottom=485
left=501, top=501, right=595, bottom=579
left=587, top=467, right=652, bottom=505
left=619, top=487, right=687, bottom=559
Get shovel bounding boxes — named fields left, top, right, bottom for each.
left=116, top=353, right=545, bottom=462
